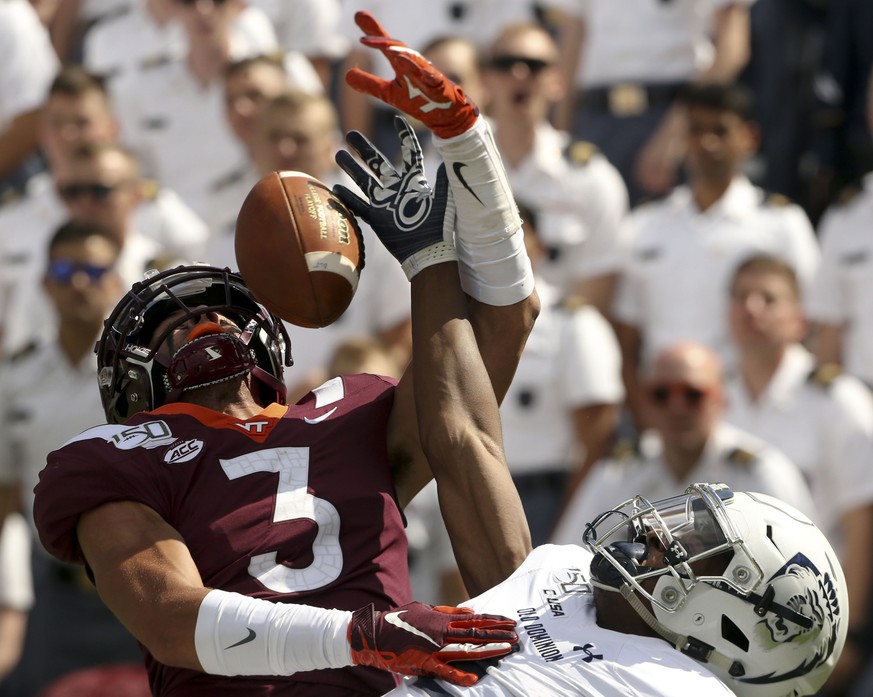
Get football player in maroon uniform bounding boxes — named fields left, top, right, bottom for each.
left=32, top=11, right=540, bottom=697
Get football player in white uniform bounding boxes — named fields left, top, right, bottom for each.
left=385, top=483, right=847, bottom=697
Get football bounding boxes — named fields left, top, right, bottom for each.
left=235, top=171, right=363, bottom=328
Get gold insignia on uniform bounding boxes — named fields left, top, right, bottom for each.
left=765, top=193, right=792, bottom=207
left=7, top=341, right=38, bottom=364
left=726, top=447, right=758, bottom=468
left=610, top=436, right=639, bottom=461
left=561, top=293, right=588, bottom=312
left=837, top=184, right=862, bottom=206
left=139, top=53, right=172, bottom=72
left=139, top=178, right=159, bottom=201
left=808, top=362, right=842, bottom=389
left=568, top=141, right=598, bottom=166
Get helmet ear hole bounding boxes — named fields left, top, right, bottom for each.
left=721, top=614, right=750, bottom=652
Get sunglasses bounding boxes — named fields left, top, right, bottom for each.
left=57, top=182, right=123, bottom=202
left=647, top=382, right=711, bottom=409
left=47, top=259, right=112, bottom=284
left=489, top=55, right=553, bottom=74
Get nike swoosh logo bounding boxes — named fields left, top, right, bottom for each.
left=384, top=610, right=440, bottom=647
left=225, top=627, right=257, bottom=649
left=303, top=407, right=338, bottom=424
left=452, top=162, right=485, bottom=206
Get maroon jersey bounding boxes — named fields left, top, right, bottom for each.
left=34, top=374, right=412, bottom=696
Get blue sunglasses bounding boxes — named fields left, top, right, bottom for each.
left=47, top=259, right=112, bottom=283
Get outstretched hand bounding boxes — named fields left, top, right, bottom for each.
left=349, top=601, right=518, bottom=686
left=346, top=11, right=479, bottom=139
left=333, top=116, right=457, bottom=279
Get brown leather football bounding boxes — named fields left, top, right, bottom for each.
left=235, top=171, right=363, bottom=328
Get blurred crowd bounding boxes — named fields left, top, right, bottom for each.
left=0, top=0, right=872, bottom=696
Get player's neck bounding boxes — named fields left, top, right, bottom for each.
left=180, top=377, right=264, bottom=419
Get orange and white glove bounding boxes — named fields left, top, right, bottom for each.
left=349, top=601, right=518, bottom=686
left=345, top=11, right=479, bottom=139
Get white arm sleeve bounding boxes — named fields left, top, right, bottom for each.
left=194, top=588, right=353, bottom=676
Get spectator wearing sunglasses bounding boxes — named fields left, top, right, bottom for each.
left=1, top=141, right=183, bottom=370
left=551, top=340, right=813, bottom=545
left=482, top=22, right=628, bottom=314
left=0, top=219, right=140, bottom=696
left=0, top=66, right=209, bottom=360
left=722, top=254, right=873, bottom=694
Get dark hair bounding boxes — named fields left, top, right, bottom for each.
left=47, top=218, right=121, bottom=259
left=677, top=82, right=756, bottom=122
left=49, top=65, right=108, bottom=99
left=731, top=254, right=800, bottom=299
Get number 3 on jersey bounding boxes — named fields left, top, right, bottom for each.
left=220, top=447, right=342, bottom=593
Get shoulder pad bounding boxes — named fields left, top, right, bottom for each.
left=560, top=293, right=589, bottom=313
left=763, top=192, right=793, bottom=208
left=211, top=166, right=248, bottom=193
left=610, top=436, right=640, bottom=461
left=726, top=447, right=759, bottom=468
left=88, top=4, right=130, bottom=28
left=7, top=341, right=38, bottom=364
left=836, top=183, right=862, bottom=206
left=807, top=362, right=842, bottom=389
left=139, top=53, right=173, bottom=72
left=139, top=178, right=159, bottom=201
left=566, top=140, right=599, bottom=166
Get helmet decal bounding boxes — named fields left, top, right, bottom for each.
left=741, top=554, right=843, bottom=687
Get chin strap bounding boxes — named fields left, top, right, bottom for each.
left=617, top=584, right=746, bottom=678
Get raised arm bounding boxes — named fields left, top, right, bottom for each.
left=343, top=11, right=540, bottom=407
left=334, top=117, right=532, bottom=595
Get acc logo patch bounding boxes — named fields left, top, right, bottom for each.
left=111, top=421, right=176, bottom=450
left=163, top=439, right=204, bottom=464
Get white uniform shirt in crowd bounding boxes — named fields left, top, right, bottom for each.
left=83, top=2, right=185, bottom=88
left=552, top=421, right=814, bottom=545
left=110, top=16, right=279, bottom=220
left=282, top=170, right=411, bottom=396
left=807, top=174, right=873, bottom=387
left=723, top=344, right=873, bottom=556
left=404, top=481, right=459, bottom=606
left=0, top=172, right=208, bottom=355
left=248, top=0, right=348, bottom=60
left=0, top=0, right=59, bottom=128
left=0, top=512, right=33, bottom=612
left=613, top=176, right=820, bottom=365
left=501, top=279, right=623, bottom=475
left=0, top=342, right=105, bottom=527
left=504, top=123, right=628, bottom=295
left=388, top=544, right=734, bottom=697
left=540, top=0, right=752, bottom=88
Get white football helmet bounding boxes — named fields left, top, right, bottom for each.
left=584, top=483, right=847, bottom=697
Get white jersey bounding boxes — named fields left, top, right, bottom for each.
left=614, top=176, right=819, bottom=366
left=503, top=123, right=628, bottom=295
left=388, top=545, right=734, bottom=697
left=552, top=422, right=815, bottom=545
left=540, top=0, right=751, bottom=88
left=724, top=344, right=873, bottom=556
left=807, top=174, right=873, bottom=386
